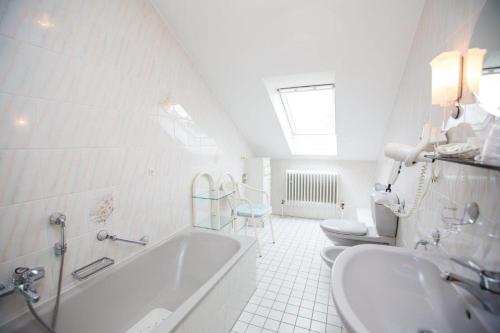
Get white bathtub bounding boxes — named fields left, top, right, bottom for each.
left=1, top=228, right=256, bottom=333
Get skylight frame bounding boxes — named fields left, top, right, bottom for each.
left=277, top=83, right=336, bottom=136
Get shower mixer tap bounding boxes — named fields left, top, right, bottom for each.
left=0, top=266, right=45, bottom=303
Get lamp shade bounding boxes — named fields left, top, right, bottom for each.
left=462, top=48, right=487, bottom=103
left=430, top=51, right=462, bottom=107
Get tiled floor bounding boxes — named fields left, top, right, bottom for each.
left=232, top=216, right=344, bottom=333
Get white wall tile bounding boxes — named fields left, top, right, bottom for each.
left=376, top=0, right=500, bottom=268
left=0, top=0, right=251, bottom=325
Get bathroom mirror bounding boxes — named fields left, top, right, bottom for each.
left=446, top=0, right=500, bottom=130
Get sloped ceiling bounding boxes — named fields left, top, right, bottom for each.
left=152, top=0, right=425, bottom=160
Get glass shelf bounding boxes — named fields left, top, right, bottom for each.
left=194, top=216, right=233, bottom=231
left=425, top=155, right=500, bottom=172
left=192, top=190, right=235, bottom=200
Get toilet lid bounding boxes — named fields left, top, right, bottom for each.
left=321, top=219, right=368, bottom=236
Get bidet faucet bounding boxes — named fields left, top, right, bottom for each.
left=414, top=239, right=429, bottom=250
left=414, top=229, right=440, bottom=250
left=0, top=266, right=45, bottom=303
left=441, top=257, right=500, bottom=314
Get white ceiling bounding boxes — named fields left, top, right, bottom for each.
left=152, top=0, right=425, bottom=160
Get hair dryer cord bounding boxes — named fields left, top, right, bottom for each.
left=383, top=163, right=432, bottom=218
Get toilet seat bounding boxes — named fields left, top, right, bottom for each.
left=321, top=219, right=368, bottom=236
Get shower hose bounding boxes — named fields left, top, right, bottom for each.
left=27, top=241, right=65, bottom=333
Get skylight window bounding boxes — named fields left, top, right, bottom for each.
left=278, top=84, right=335, bottom=135
left=264, top=73, right=337, bottom=156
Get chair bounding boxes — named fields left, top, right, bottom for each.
left=220, top=174, right=275, bottom=257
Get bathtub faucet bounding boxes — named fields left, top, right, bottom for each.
left=0, top=266, right=45, bottom=303
left=97, top=230, right=149, bottom=246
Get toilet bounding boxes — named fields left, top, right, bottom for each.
left=320, top=191, right=399, bottom=246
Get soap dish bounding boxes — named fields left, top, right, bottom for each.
left=72, top=257, right=114, bottom=281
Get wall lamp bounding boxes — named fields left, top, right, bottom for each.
left=430, top=48, right=487, bottom=119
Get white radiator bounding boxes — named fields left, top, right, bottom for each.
left=285, top=170, right=339, bottom=207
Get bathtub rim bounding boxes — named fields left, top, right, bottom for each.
left=153, top=227, right=256, bottom=332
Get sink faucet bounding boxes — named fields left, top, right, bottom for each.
left=0, top=266, right=45, bottom=303
left=442, top=257, right=500, bottom=314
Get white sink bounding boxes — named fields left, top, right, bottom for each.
left=331, top=244, right=499, bottom=333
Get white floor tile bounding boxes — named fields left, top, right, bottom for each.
left=285, top=305, right=300, bottom=315
left=282, top=313, right=297, bottom=325
left=256, top=306, right=271, bottom=317
left=246, top=324, right=263, bottom=333
left=251, top=315, right=267, bottom=327
left=310, top=320, right=326, bottom=333
left=272, top=301, right=287, bottom=312
left=268, top=309, right=284, bottom=321
left=264, top=318, right=281, bottom=332
left=298, top=307, right=313, bottom=319
left=276, top=294, right=290, bottom=303
left=278, top=322, right=295, bottom=333
left=260, top=298, right=274, bottom=308
left=313, top=303, right=328, bottom=314
left=301, top=300, right=315, bottom=310
left=233, top=321, right=249, bottom=333
left=239, top=311, right=253, bottom=323
left=293, top=327, right=309, bottom=333
left=296, top=316, right=312, bottom=329
left=233, top=216, right=345, bottom=333
left=245, top=303, right=258, bottom=313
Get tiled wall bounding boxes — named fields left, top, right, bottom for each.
left=376, top=0, right=500, bottom=268
left=0, top=0, right=251, bottom=325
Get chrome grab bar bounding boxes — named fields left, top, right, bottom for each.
left=96, top=230, right=148, bottom=246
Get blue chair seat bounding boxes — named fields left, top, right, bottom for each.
left=236, top=203, right=272, bottom=218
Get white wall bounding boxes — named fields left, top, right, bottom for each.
left=376, top=0, right=500, bottom=268
left=0, top=0, right=251, bottom=325
left=271, top=159, right=377, bottom=220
